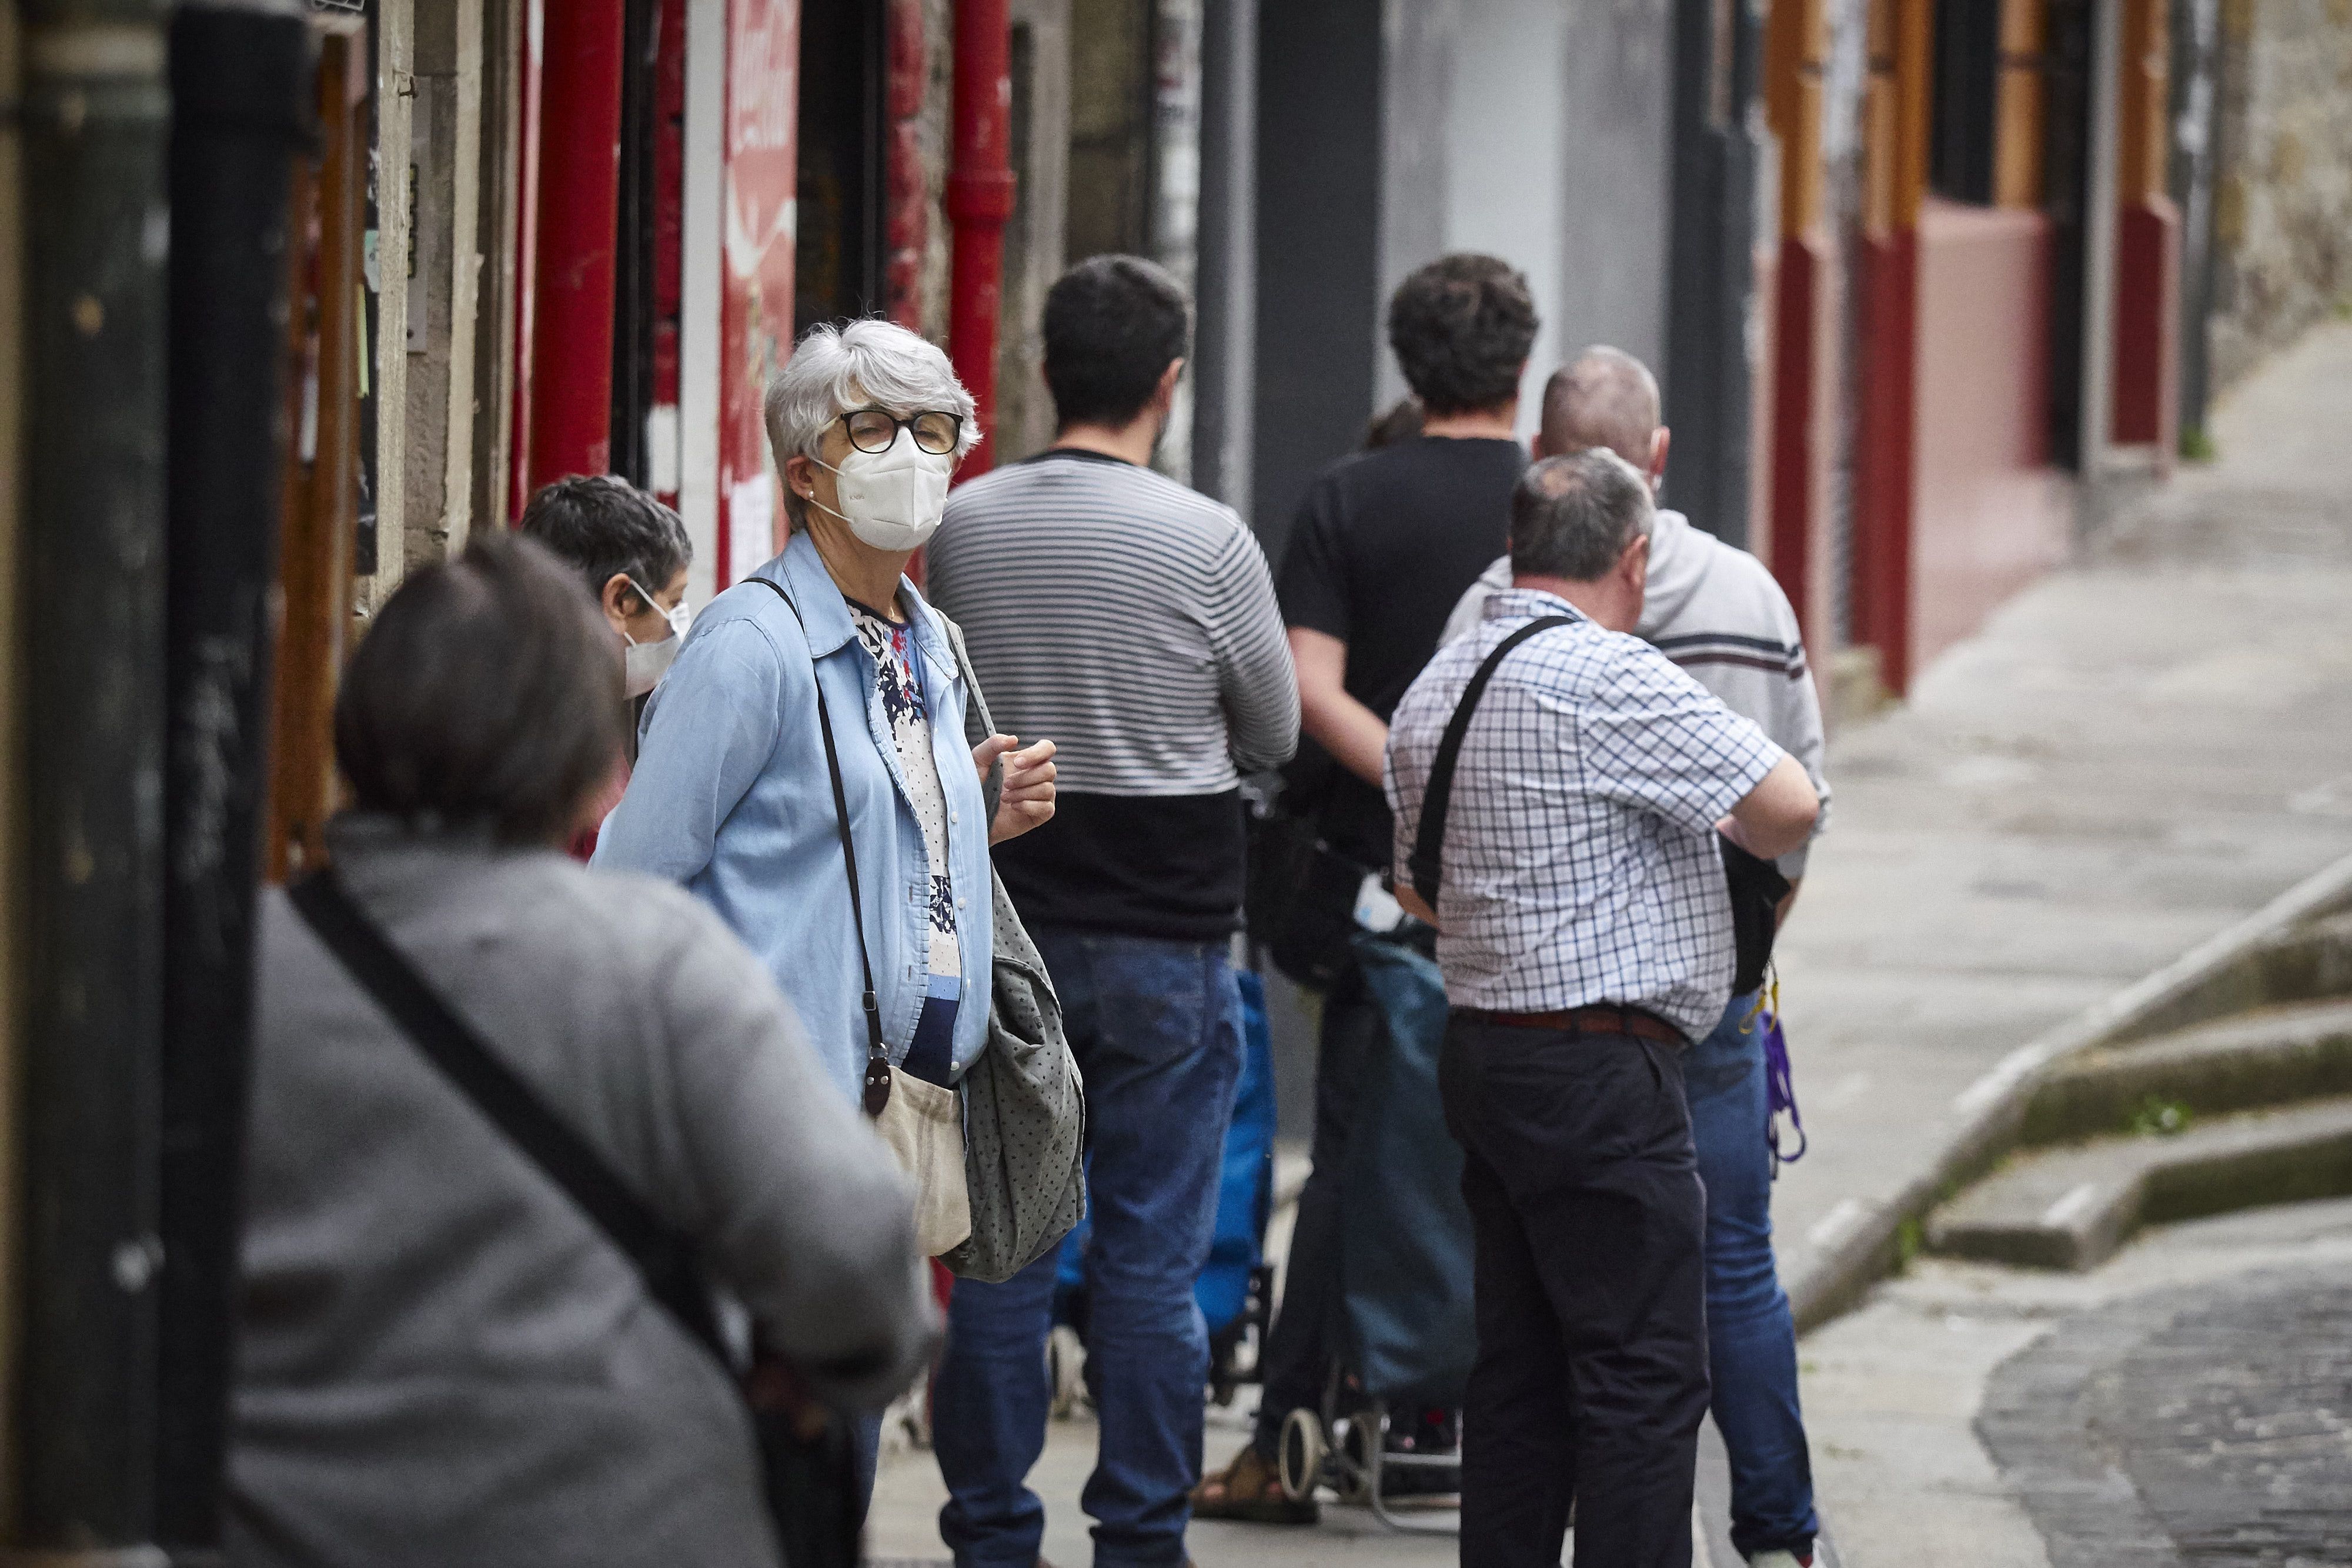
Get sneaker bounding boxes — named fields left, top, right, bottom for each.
left=1748, top=1552, right=1813, bottom=1567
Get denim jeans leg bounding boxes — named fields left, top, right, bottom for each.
left=853, top=1410, right=884, bottom=1524
left=933, top=1249, right=1060, bottom=1567
left=1045, top=930, right=1243, bottom=1567
left=1686, top=993, right=1819, bottom=1559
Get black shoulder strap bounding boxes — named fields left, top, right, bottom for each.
left=742, top=574, right=892, bottom=1117
left=288, top=870, right=727, bottom=1365
left=1406, top=615, right=1576, bottom=909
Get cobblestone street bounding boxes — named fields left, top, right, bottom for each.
left=1986, top=1259, right=2352, bottom=1565
left=1807, top=1196, right=2352, bottom=1568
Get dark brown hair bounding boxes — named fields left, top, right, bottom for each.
left=1043, top=255, right=1193, bottom=429
left=1365, top=397, right=1425, bottom=449
left=335, top=531, right=624, bottom=845
left=1385, top=253, right=1539, bottom=417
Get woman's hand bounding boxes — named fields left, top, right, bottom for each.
left=974, top=734, right=1056, bottom=845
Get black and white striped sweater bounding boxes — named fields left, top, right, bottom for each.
left=928, top=448, right=1299, bottom=940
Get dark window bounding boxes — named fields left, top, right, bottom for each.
left=1067, top=0, right=1154, bottom=260
left=1929, top=0, right=2000, bottom=203
left=794, top=0, right=887, bottom=335
left=2042, top=0, right=2097, bottom=469
left=610, top=0, right=662, bottom=488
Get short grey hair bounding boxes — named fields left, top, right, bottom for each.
left=1508, top=450, right=1655, bottom=581
left=1538, top=345, right=1661, bottom=466
left=764, top=318, right=980, bottom=528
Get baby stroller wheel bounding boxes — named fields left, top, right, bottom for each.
left=1335, top=1410, right=1379, bottom=1504
left=1277, top=1407, right=1325, bottom=1502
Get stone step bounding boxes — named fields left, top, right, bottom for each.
left=2108, top=908, right=2352, bottom=1047
left=2020, top=996, right=2352, bottom=1145
left=1927, top=1096, right=2352, bottom=1271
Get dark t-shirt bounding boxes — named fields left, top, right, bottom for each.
left=1274, top=434, right=1525, bottom=868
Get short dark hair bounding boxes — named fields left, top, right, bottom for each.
left=336, top=532, right=624, bottom=846
left=518, top=474, right=691, bottom=612
left=1508, top=450, right=1654, bottom=581
left=1042, top=255, right=1192, bottom=429
left=1386, top=253, right=1539, bottom=417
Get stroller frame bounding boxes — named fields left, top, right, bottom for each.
left=1273, top=1367, right=1462, bottom=1535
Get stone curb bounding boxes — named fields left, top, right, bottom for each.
left=1788, top=848, right=2352, bottom=1335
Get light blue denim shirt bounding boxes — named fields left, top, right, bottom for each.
left=593, top=530, right=993, bottom=1105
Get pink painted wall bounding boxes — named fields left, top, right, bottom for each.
left=1909, top=199, right=2072, bottom=677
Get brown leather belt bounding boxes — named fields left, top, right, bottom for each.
left=1456, top=1004, right=1688, bottom=1048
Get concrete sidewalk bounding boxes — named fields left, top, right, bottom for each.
left=867, top=323, right=2352, bottom=1565
left=1770, top=321, right=2352, bottom=1326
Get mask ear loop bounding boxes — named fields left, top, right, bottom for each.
left=620, top=576, right=684, bottom=645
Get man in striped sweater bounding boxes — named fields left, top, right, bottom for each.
left=926, top=254, right=1299, bottom=1568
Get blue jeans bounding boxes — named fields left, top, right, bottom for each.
left=933, top=930, right=1244, bottom=1567
left=1686, top=992, right=1818, bottom=1560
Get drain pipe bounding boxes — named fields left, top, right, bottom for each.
left=946, top=0, right=1014, bottom=478
left=12, top=0, right=172, bottom=1554
left=158, top=4, right=311, bottom=1555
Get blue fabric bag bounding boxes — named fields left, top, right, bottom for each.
left=1054, top=969, right=1277, bottom=1339
left=1337, top=932, right=1476, bottom=1402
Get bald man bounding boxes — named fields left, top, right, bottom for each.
left=1443, top=347, right=1832, bottom=1568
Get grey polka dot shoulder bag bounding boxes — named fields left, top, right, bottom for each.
left=934, top=611, right=1088, bottom=1283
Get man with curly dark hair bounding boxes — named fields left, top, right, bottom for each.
left=1384, top=252, right=1543, bottom=419
left=1198, top=253, right=1536, bottom=1523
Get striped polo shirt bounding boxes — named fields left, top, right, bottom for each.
left=928, top=448, right=1299, bottom=939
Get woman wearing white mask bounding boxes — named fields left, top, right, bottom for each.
left=518, top=473, right=695, bottom=857
left=590, top=319, right=1056, bottom=1508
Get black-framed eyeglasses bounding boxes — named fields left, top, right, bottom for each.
left=838, top=407, right=963, bottom=456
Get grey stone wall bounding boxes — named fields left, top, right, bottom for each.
left=2208, top=0, right=2352, bottom=392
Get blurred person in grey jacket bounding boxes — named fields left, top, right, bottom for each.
left=229, top=533, right=937, bottom=1568
left=1442, top=347, right=1830, bottom=1568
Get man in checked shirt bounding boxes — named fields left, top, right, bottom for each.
left=1387, top=450, right=1819, bottom=1568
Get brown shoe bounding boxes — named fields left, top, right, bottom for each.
left=1189, top=1443, right=1318, bottom=1525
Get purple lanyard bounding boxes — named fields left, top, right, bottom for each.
left=1748, top=983, right=1807, bottom=1172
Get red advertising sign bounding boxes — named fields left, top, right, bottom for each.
left=719, top=0, right=799, bottom=585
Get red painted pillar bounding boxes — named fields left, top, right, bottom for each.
left=526, top=0, right=626, bottom=488
left=2110, top=200, right=2179, bottom=458
left=947, top=0, right=1015, bottom=477
left=1852, top=229, right=1917, bottom=694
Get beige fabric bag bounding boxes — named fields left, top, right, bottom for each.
left=874, top=1068, right=972, bottom=1258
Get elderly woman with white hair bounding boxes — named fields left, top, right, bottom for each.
left=593, top=319, right=1057, bottom=1499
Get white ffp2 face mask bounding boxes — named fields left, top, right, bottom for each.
left=623, top=633, right=678, bottom=698
left=621, top=576, right=690, bottom=698
left=812, top=426, right=956, bottom=552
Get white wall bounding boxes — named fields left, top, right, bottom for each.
left=1378, top=0, right=1675, bottom=432
left=1444, top=0, right=1570, bottom=440
left=676, top=0, right=725, bottom=611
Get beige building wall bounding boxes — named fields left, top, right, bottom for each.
left=2208, top=0, right=2352, bottom=390
left=366, top=0, right=516, bottom=617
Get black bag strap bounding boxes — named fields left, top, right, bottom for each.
left=1406, top=615, right=1576, bottom=909
left=288, top=870, right=727, bottom=1365
left=743, top=574, right=893, bottom=1117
